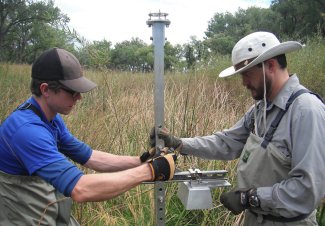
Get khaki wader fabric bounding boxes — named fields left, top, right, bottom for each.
left=237, top=133, right=317, bottom=226
left=0, top=170, right=79, bottom=226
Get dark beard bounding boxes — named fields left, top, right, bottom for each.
left=251, top=76, right=272, bottom=100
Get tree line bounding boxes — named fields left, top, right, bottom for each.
left=0, top=0, right=324, bottom=71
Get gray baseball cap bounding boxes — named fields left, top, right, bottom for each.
left=219, top=32, right=303, bottom=77
left=32, top=48, right=97, bottom=93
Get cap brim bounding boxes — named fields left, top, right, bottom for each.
left=218, top=41, right=303, bottom=78
left=60, top=76, right=97, bottom=93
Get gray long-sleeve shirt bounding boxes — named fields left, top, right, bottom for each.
left=180, top=74, right=325, bottom=216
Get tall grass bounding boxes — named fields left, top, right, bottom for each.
left=0, top=37, right=324, bottom=225
left=62, top=68, right=251, bottom=225
left=65, top=68, right=252, bottom=225
left=289, top=35, right=325, bottom=97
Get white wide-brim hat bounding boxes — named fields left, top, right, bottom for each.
left=219, top=32, right=303, bottom=77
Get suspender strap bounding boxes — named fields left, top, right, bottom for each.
left=17, top=103, right=42, bottom=119
left=261, top=89, right=310, bottom=148
left=0, top=103, right=43, bottom=168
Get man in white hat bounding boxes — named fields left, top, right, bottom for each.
left=151, top=32, right=325, bottom=225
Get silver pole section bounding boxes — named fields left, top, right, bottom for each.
left=147, top=12, right=170, bottom=226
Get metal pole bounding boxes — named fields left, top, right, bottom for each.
left=147, top=12, right=170, bottom=226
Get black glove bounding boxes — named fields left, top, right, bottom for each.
left=149, top=126, right=182, bottom=149
left=148, top=154, right=177, bottom=181
left=220, top=188, right=260, bottom=215
left=140, top=147, right=156, bottom=163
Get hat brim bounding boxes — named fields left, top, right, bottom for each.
left=59, top=76, right=97, bottom=93
left=219, top=41, right=303, bottom=78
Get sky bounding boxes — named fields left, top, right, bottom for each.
left=54, top=0, right=271, bottom=46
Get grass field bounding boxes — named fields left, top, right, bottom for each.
left=0, top=37, right=324, bottom=225
left=66, top=69, right=252, bottom=226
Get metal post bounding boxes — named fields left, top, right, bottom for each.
left=147, top=11, right=170, bottom=226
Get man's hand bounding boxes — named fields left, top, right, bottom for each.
left=220, top=188, right=259, bottom=215
left=148, top=154, right=177, bottom=181
left=149, top=127, right=182, bottom=149
left=140, top=147, right=156, bottom=163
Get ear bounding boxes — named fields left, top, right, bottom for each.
left=265, top=59, right=277, bottom=74
left=39, top=83, right=50, bottom=97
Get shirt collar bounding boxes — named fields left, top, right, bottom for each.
left=28, top=96, right=51, bottom=123
left=271, top=74, right=300, bottom=110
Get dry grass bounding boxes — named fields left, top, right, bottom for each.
left=0, top=63, right=251, bottom=225
left=62, top=69, right=252, bottom=226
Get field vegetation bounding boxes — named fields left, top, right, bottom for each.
left=0, top=37, right=324, bottom=225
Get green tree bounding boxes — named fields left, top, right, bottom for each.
left=181, top=36, right=207, bottom=69
left=183, top=43, right=195, bottom=69
left=77, top=39, right=112, bottom=69
left=110, top=38, right=150, bottom=71
left=271, top=0, right=325, bottom=39
left=205, top=12, right=237, bottom=39
left=0, top=0, right=72, bottom=62
left=204, top=7, right=278, bottom=55
left=136, top=45, right=153, bottom=72
left=204, top=33, right=235, bottom=55
left=108, top=38, right=181, bottom=71
left=164, top=41, right=182, bottom=71
left=239, top=7, right=280, bottom=35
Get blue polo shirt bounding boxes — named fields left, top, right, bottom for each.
left=0, top=96, right=92, bottom=196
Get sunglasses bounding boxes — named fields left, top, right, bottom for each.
left=60, top=87, right=80, bottom=98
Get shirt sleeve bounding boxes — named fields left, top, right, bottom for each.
left=180, top=107, right=253, bottom=160
left=35, top=159, right=83, bottom=197
left=54, top=115, right=92, bottom=164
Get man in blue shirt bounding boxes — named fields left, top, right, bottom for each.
left=0, top=48, right=176, bottom=225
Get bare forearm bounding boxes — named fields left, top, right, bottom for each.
left=84, top=150, right=141, bottom=172
left=71, top=163, right=152, bottom=202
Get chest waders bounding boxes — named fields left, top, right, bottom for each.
left=0, top=103, right=79, bottom=225
left=237, top=89, right=319, bottom=226
left=0, top=171, right=79, bottom=226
